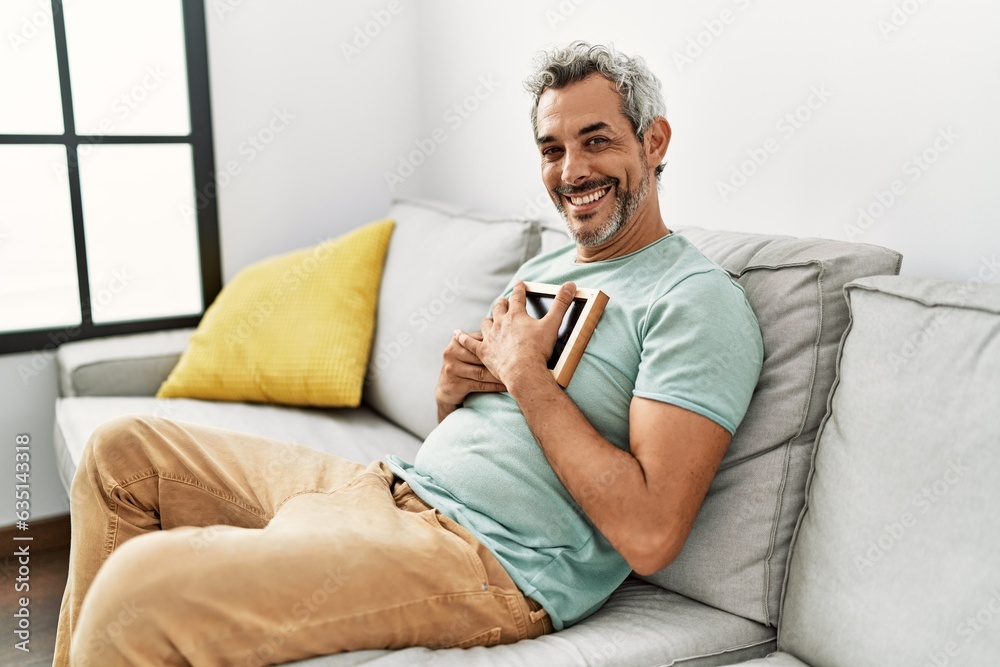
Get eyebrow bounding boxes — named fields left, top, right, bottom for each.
left=536, top=121, right=612, bottom=145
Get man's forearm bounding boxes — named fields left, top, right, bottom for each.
left=506, top=367, right=669, bottom=571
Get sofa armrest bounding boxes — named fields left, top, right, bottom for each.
left=56, top=328, right=194, bottom=397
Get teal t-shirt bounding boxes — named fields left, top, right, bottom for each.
left=385, top=233, right=763, bottom=629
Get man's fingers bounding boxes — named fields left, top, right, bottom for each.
left=447, top=359, right=505, bottom=392
left=448, top=359, right=500, bottom=383
left=454, top=329, right=482, bottom=356
left=472, top=363, right=503, bottom=387
left=508, top=281, right=527, bottom=312
left=492, top=297, right=509, bottom=319
left=447, top=338, right=481, bottom=364
left=544, top=281, right=577, bottom=323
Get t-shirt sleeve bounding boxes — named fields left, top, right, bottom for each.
left=632, top=269, right=763, bottom=435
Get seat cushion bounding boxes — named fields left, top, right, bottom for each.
left=777, top=276, right=1000, bottom=665
left=363, top=198, right=541, bottom=439
left=53, top=396, right=423, bottom=495
left=640, top=229, right=902, bottom=626
left=279, top=578, right=775, bottom=667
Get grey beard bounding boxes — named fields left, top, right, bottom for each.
left=558, top=171, right=650, bottom=248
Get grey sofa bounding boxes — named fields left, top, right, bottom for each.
left=53, top=198, right=998, bottom=665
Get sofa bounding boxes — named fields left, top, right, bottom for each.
left=51, top=197, right=1000, bottom=666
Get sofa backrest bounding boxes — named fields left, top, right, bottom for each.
left=364, top=198, right=541, bottom=439
left=641, top=229, right=902, bottom=626
left=777, top=275, right=1000, bottom=664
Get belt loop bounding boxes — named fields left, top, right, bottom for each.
left=528, top=607, right=548, bottom=624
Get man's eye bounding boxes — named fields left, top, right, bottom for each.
left=587, top=137, right=609, bottom=147
left=541, top=147, right=563, bottom=159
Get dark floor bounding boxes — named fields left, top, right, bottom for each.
left=1, top=545, right=70, bottom=666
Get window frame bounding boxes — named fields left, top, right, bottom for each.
left=0, top=0, right=220, bottom=354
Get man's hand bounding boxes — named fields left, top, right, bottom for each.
left=455, top=281, right=576, bottom=392
left=435, top=332, right=506, bottom=422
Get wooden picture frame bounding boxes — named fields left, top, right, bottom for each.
left=522, top=282, right=610, bottom=388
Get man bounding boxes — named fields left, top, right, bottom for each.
left=55, top=42, right=762, bottom=665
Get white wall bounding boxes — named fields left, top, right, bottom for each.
left=414, top=0, right=1000, bottom=284
left=205, top=0, right=422, bottom=280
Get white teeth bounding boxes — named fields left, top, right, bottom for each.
left=569, top=187, right=609, bottom=206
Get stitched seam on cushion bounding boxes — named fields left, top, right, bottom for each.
left=846, top=280, right=1000, bottom=315
left=762, top=262, right=825, bottom=627
left=738, top=259, right=818, bottom=273
left=663, top=635, right=778, bottom=666
left=762, top=436, right=796, bottom=628
left=775, top=281, right=857, bottom=641
left=390, top=197, right=534, bottom=225
left=772, top=263, right=825, bottom=631
left=717, top=438, right=795, bottom=470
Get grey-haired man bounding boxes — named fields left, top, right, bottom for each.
left=55, top=42, right=761, bottom=665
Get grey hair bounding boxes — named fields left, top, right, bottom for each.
left=524, top=41, right=667, bottom=179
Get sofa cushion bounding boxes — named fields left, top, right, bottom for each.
left=157, top=219, right=395, bottom=407
left=641, top=229, right=901, bottom=626
left=54, top=396, right=423, bottom=497
left=280, top=578, right=775, bottom=667
left=364, top=198, right=540, bottom=439
left=538, top=217, right=573, bottom=255
left=777, top=275, right=1000, bottom=665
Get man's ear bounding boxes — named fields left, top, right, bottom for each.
left=644, top=117, right=671, bottom=170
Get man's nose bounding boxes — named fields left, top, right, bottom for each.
left=561, top=148, right=591, bottom=186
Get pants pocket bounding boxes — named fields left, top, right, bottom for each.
left=419, top=509, right=490, bottom=589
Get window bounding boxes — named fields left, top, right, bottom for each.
left=0, top=0, right=220, bottom=354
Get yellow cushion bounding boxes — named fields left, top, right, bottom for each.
left=157, top=219, right=395, bottom=407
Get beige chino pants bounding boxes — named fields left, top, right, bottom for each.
left=54, top=415, right=551, bottom=666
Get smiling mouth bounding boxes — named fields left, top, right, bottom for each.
left=565, top=186, right=612, bottom=207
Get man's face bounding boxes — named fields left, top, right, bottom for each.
left=535, top=74, right=652, bottom=247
